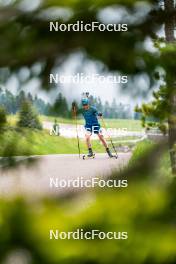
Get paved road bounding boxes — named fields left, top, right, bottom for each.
left=0, top=153, right=131, bottom=199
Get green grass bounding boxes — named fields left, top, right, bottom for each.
left=40, top=115, right=79, bottom=125
left=3, top=115, right=143, bottom=156
left=129, top=140, right=155, bottom=166
left=8, top=114, right=143, bottom=131
left=7, top=115, right=18, bottom=126
left=40, top=115, right=143, bottom=131
left=129, top=140, right=172, bottom=177
left=0, top=128, right=105, bottom=156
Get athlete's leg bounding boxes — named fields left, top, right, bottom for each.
left=93, top=125, right=108, bottom=148
left=98, top=133, right=114, bottom=157
left=85, top=134, right=94, bottom=157
left=85, top=133, right=92, bottom=149
left=97, top=133, right=108, bottom=148
left=85, top=126, right=94, bottom=156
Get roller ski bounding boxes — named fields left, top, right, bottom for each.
left=106, top=148, right=118, bottom=159
left=83, top=148, right=95, bottom=160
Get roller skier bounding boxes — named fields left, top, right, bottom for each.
left=81, top=97, right=117, bottom=159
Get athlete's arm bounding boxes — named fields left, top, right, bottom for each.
left=91, top=106, right=98, bottom=115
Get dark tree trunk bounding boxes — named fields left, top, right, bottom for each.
left=164, top=0, right=176, bottom=174
left=164, top=0, right=175, bottom=41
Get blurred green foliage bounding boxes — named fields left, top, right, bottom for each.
left=0, top=143, right=176, bottom=264
left=0, top=1, right=176, bottom=263
left=0, top=0, right=165, bottom=88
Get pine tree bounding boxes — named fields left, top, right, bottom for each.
left=136, top=0, right=176, bottom=174
left=18, top=100, right=42, bottom=130
left=0, top=106, right=7, bottom=128
left=16, top=90, right=25, bottom=110
left=27, top=92, right=33, bottom=103
left=51, top=93, right=69, bottom=117
left=104, top=101, right=111, bottom=118
left=111, top=99, right=118, bottom=118
left=164, top=0, right=176, bottom=174
left=97, top=97, right=103, bottom=113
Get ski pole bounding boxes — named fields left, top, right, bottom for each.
left=72, top=102, right=81, bottom=159
left=100, top=116, right=118, bottom=157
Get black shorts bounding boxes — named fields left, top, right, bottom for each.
left=85, top=124, right=101, bottom=134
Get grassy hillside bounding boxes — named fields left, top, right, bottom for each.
left=0, top=128, right=106, bottom=156
left=3, top=115, right=143, bottom=156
